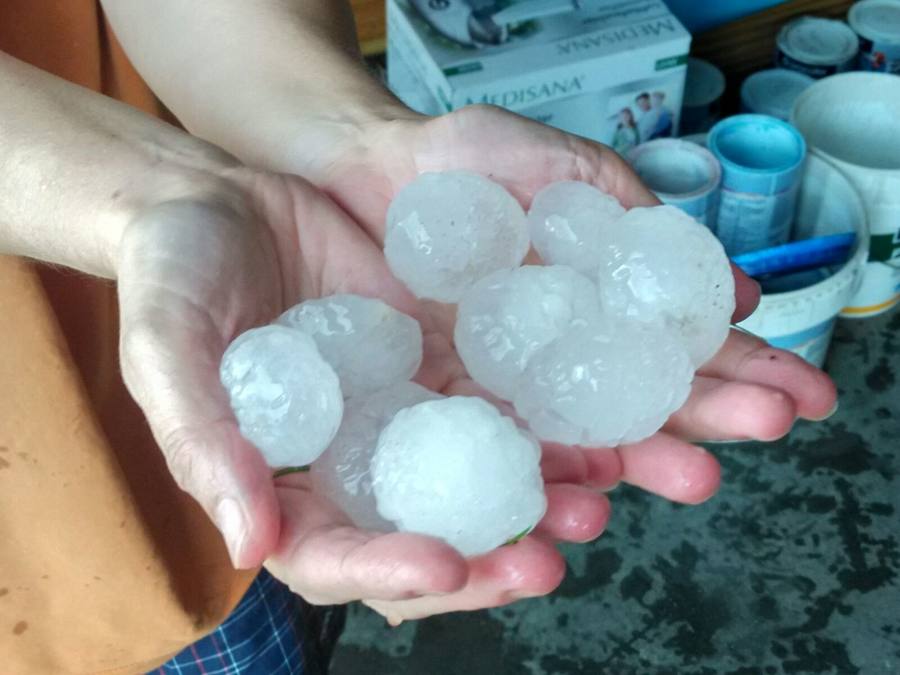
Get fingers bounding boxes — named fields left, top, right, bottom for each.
left=700, top=329, right=838, bottom=420
left=731, top=264, right=761, bottom=322
left=665, top=376, right=797, bottom=442
left=533, top=484, right=611, bottom=543
left=363, top=536, right=566, bottom=624
left=267, top=484, right=468, bottom=605
left=618, top=432, right=721, bottom=504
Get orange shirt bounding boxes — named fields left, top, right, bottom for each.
left=0, top=3, right=254, bottom=673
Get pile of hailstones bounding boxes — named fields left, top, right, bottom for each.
left=220, top=171, right=734, bottom=557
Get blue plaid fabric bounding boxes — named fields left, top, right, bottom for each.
left=151, top=571, right=345, bottom=675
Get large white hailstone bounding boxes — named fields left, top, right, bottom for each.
left=310, top=382, right=442, bottom=531
left=371, top=397, right=547, bottom=556
left=384, top=171, right=530, bottom=302
left=595, top=205, right=735, bottom=367
left=277, top=294, right=423, bottom=398
left=527, top=181, right=626, bottom=274
left=513, top=319, right=694, bottom=447
left=219, top=325, right=344, bottom=467
left=455, top=265, right=602, bottom=401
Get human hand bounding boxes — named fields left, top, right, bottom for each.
left=287, top=105, right=836, bottom=621
left=116, top=167, right=610, bottom=620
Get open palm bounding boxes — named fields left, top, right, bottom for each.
left=115, top=167, right=610, bottom=624
left=308, top=104, right=838, bottom=621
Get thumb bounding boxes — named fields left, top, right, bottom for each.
left=118, top=306, right=279, bottom=569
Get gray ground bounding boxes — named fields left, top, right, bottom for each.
left=332, top=309, right=900, bottom=675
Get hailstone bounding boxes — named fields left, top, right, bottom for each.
left=372, top=397, right=546, bottom=556
left=595, top=205, right=735, bottom=366
left=220, top=325, right=343, bottom=467
left=513, top=319, right=693, bottom=447
left=310, top=382, right=441, bottom=531
left=527, top=181, right=625, bottom=274
left=385, top=171, right=529, bottom=302
left=278, top=294, right=423, bottom=398
left=455, top=265, right=602, bottom=401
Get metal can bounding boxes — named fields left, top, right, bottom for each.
left=848, top=0, right=900, bottom=74
left=680, top=58, right=726, bottom=135
left=628, top=139, right=722, bottom=227
left=775, top=16, right=859, bottom=78
left=707, top=115, right=807, bottom=257
left=741, top=69, right=815, bottom=121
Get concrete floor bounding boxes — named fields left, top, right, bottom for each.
left=331, top=309, right=900, bottom=674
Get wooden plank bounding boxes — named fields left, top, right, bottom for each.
left=350, top=0, right=386, bottom=55
left=691, top=0, right=855, bottom=79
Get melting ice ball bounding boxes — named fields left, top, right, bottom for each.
left=455, top=265, right=602, bottom=401
left=527, top=181, right=625, bottom=274
left=220, top=325, right=344, bottom=467
left=385, top=171, right=530, bottom=302
left=278, top=294, right=423, bottom=398
left=595, top=205, right=735, bottom=366
left=372, top=397, right=547, bottom=556
left=513, top=319, right=694, bottom=447
left=310, top=382, right=441, bottom=531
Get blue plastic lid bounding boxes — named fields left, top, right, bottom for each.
left=708, top=114, right=807, bottom=194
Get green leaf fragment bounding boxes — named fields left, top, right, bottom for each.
left=504, top=525, right=534, bottom=546
left=273, top=465, right=311, bottom=478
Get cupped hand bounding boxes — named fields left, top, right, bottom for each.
left=116, top=167, right=606, bottom=624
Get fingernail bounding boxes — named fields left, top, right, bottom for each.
left=810, top=400, right=839, bottom=422
left=215, top=498, right=247, bottom=568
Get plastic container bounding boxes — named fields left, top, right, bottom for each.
left=627, top=139, right=722, bottom=226
left=707, top=114, right=807, bottom=257
left=775, top=16, right=859, bottom=78
left=848, top=0, right=900, bottom=74
left=741, top=69, right=815, bottom=120
left=737, top=151, right=869, bottom=367
left=680, top=58, right=726, bottom=135
left=792, top=72, right=900, bottom=317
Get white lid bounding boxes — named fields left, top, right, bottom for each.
left=849, top=0, right=900, bottom=44
left=683, top=57, right=726, bottom=107
left=741, top=69, right=815, bottom=120
left=777, top=17, right=859, bottom=65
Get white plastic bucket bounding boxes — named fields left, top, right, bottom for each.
left=792, top=72, right=900, bottom=317
left=737, top=152, right=869, bottom=367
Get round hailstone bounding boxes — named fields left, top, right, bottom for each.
left=277, top=294, right=423, bottom=398
left=513, top=319, right=694, bottom=447
left=455, top=265, right=602, bottom=401
left=527, top=181, right=626, bottom=274
left=372, top=397, right=547, bottom=556
left=220, top=325, right=344, bottom=467
left=310, top=382, right=442, bottom=531
left=595, top=205, right=735, bottom=366
left=384, top=171, right=529, bottom=302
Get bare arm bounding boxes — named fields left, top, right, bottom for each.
left=101, top=0, right=410, bottom=181
left=0, top=51, right=233, bottom=276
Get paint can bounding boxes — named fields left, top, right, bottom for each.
left=848, top=0, right=900, bottom=74
left=775, top=16, right=859, bottom=78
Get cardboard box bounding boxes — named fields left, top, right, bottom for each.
left=387, top=0, right=692, bottom=154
